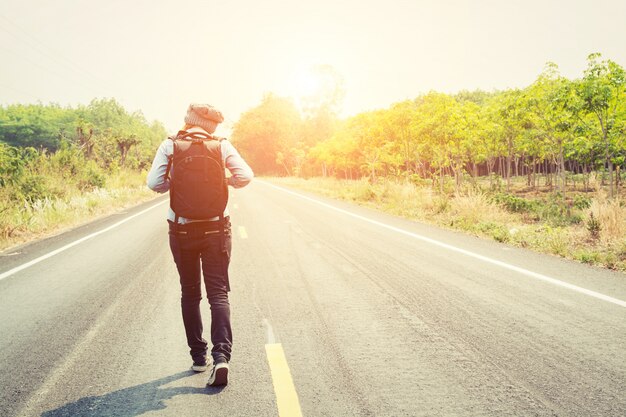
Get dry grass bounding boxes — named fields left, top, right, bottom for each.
left=448, top=190, right=516, bottom=227
left=0, top=169, right=156, bottom=252
left=587, top=197, right=625, bottom=243
left=268, top=176, right=626, bottom=272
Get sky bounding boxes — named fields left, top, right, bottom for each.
left=1, top=0, right=625, bottom=135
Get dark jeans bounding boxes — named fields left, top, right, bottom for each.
left=168, top=218, right=232, bottom=364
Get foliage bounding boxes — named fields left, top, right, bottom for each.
left=573, top=194, right=592, bottom=209
left=271, top=176, right=626, bottom=271
left=0, top=169, right=153, bottom=250
left=234, top=53, right=626, bottom=202
left=0, top=99, right=168, bottom=249
left=575, top=53, right=626, bottom=197
left=231, top=94, right=303, bottom=176
left=0, top=98, right=167, bottom=168
left=492, top=193, right=536, bottom=213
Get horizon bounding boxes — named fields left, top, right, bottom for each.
left=1, top=0, right=625, bottom=135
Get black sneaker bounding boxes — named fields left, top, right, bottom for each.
left=191, top=357, right=208, bottom=373
left=207, top=362, right=229, bottom=386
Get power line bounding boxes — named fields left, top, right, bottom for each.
left=0, top=81, right=42, bottom=102
left=0, top=13, right=114, bottom=88
left=0, top=13, right=115, bottom=93
left=0, top=43, right=99, bottom=96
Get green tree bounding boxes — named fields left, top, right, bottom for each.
left=231, top=94, right=302, bottom=175
left=413, top=92, right=470, bottom=192
left=524, top=63, right=580, bottom=193
left=491, top=89, right=526, bottom=191
left=0, top=103, right=78, bottom=150
left=577, top=53, right=626, bottom=197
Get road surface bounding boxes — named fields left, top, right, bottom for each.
left=1, top=180, right=625, bottom=416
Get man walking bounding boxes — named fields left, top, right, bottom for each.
left=147, top=103, right=253, bottom=386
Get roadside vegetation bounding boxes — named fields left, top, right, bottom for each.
left=270, top=175, right=626, bottom=271
left=0, top=99, right=166, bottom=250
left=232, top=54, right=626, bottom=271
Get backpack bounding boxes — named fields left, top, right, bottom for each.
left=165, top=130, right=228, bottom=221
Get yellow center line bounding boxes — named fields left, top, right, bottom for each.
left=265, top=343, right=303, bottom=417
left=238, top=226, right=248, bottom=239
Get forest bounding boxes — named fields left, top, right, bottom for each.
left=0, top=98, right=166, bottom=247
left=232, top=54, right=625, bottom=198
left=0, top=98, right=166, bottom=202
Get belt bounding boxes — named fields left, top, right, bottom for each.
left=168, top=216, right=229, bottom=227
left=168, top=216, right=230, bottom=234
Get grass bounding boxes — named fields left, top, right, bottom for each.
left=0, top=169, right=157, bottom=251
left=268, top=176, right=626, bottom=272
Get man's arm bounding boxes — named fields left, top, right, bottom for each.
left=222, top=140, right=254, bottom=188
left=146, top=140, right=172, bottom=193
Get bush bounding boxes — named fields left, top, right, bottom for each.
left=476, top=221, right=510, bottom=242
left=573, top=194, right=592, bottom=210
left=0, top=144, right=27, bottom=187
left=586, top=212, right=601, bottom=240
left=409, top=174, right=430, bottom=187
left=77, top=161, right=106, bottom=191
left=492, top=193, right=536, bottom=213
left=49, top=140, right=84, bottom=179
left=575, top=251, right=601, bottom=264
left=19, top=175, right=54, bottom=203
left=432, top=196, right=450, bottom=214
left=534, top=199, right=570, bottom=226
left=493, top=192, right=583, bottom=226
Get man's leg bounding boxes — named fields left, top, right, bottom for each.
left=207, top=292, right=231, bottom=363
left=169, top=231, right=208, bottom=363
left=200, top=227, right=232, bottom=364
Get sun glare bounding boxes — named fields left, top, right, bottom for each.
left=284, top=65, right=345, bottom=115
left=289, top=69, right=323, bottom=100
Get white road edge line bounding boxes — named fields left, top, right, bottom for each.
left=259, top=180, right=626, bottom=309
left=0, top=199, right=168, bottom=282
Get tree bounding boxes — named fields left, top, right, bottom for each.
left=385, top=100, right=423, bottom=175
left=231, top=94, right=302, bottom=175
left=413, top=92, right=468, bottom=192
left=524, top=63, right=579, bottom=194
left=491, top=89, right=526, bottom=191
left=577, top=53, right=626, bottom=197
left=0, top=103, right=77, bottom=150
left=479, top=97, right=507, bottom=186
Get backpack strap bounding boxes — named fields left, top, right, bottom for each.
left=164, top=156, right=173, bottom=181
left=164, top=134, right=178, bottom=180
left=177, top=130, right=216, bottom=141
left=167, top=134, right=179, bottom=228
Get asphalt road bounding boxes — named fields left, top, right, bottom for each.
left=1, top=180, right=625, bottom=417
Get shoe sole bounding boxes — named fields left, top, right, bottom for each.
left=208, top=364, right=229, bottom=386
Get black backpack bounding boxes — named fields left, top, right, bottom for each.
left=165, top=130, right=228, bottom=222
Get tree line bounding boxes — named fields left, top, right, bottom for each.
left=232, top=53, right=625, bottom=197
left=0, top=98, right=166, bottom=203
